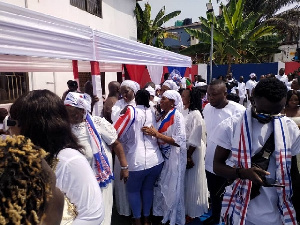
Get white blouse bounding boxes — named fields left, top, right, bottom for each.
left=117, top=105, right=164, bottom=171
left=56, top=148, right=104, bottom=225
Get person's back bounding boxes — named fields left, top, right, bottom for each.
left=103, top=81, right=120, bottom=123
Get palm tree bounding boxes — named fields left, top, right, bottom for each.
left=224, top=0, right=300, bottom=43
left=182, top=0, right=280, bottom=73
left=134, top=3, right=181, bottom=48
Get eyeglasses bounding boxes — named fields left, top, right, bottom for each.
left=253, top=107, right=285, bottom=120
left=6, top=117, right=18, bottom=127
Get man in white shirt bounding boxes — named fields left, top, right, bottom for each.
left=203, top=80, right=245, bottom=225
left=235, top=76, right=246, bottom=105
left=245, top=73, right=257, bottom=106
left=275, top=68, right=288, bottom=85
left=213, top=78, right=300, bottom=225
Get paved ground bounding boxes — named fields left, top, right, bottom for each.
left=111, top=207, right=222, bottom=225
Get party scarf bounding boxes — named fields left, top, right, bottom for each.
left=157, top=108, right=176, bottom=159
left=86, top=114, right=114, bottom=188
left=114, top=105, right=135, bottom=139
left=222, top=108, right=296, bottom=225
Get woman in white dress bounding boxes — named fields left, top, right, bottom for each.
left=111, top=80, right=140, bottom=216
left=142, top=90, right=186, bottom=225
left=64, top=92, right=129, bottom=225
left=181, top=87, right=209, bottom=221
left=9, top=90, right=104, bottom=225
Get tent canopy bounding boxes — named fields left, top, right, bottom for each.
left=0, top=1, right=191, bottom=72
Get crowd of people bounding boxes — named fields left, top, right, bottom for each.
left=0, top=68, right=299, bottom=225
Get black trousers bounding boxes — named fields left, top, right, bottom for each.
left=206, top=170, right=227, bottom=221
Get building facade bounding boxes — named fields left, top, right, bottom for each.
left=0, top=0, right=138, bottom=108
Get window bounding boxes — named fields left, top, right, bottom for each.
left=78, top=72, right=106, bottom=95
left=0, top=72, right=29, bottom=104
left=70, top=0, right=102, bottom=18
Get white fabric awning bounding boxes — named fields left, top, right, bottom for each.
left=0, top=2, right=191, bottom=70
left=0, top=55, right=122, bottom=72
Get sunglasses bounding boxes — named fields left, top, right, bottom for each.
left=6, top=117, right=18, bottom=127
left=253, top=107, right=285, bottom=120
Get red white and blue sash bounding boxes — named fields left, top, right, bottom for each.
left=86, top=114, right=114, bottom=188
left=158, top=108, right=176, bottom=159
left=222, top=108, right=296, bottom=225
left=114, top=105, right=135, bottom=139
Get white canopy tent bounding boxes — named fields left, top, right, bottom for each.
left=0, top=1, right=191, bottom=71
left=0, top=1, right=191, bottom=114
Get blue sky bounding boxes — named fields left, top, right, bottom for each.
left=138, top=0, right=298, bottom=27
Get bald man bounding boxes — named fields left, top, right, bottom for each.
left=103, top=81, right=120, bottom=123
left=202, top=80, right=245, bottom=225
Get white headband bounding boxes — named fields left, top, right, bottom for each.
left=121, top=80, right=140, bottom=94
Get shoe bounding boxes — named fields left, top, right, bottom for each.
left=202, top=216, right=219, bottom=225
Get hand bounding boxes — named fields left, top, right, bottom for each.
left=141, top=125, right=158, bottom=137
left=240, top=167, right=270, bottom=185
left=186, top=157, right=195, bottom=169
left=120, top=169, right=129, bottom=184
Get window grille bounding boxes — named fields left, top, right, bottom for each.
left=0, top=72, right=29, bottom=104
left=70, top=0, right=102, bottom=18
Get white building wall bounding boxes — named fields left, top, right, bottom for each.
left=0, top=0, right=137, bottom=99
left=0, top=0, right=137, bottom=40
left=274, top=44, right=298, bottom=62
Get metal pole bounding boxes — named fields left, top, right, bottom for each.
left=209, top=22, right=214, bottom=83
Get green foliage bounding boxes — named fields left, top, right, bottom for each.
left=134, top=3, right=181, bottom=48
left=183, top=0, right=280, bottom=71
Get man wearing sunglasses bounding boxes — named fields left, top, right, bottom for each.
left=213, top=78, right=300, bottom=225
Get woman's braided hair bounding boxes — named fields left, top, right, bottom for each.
left=0, top=135, right=51, bottom=225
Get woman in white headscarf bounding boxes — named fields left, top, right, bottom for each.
left=64, top=92, right=129, bottom=225
left=160, top=80, right=179, bottom=95
left=111, top=80, right=140, bottom=123
left=111, top=80, right=140, bottom=216
left=142, top=90, right=186, bottom=225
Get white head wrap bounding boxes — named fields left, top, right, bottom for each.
left=155, top=85, right=161, bottom=91
left=64, top=92, right=92, bottom=114
left=163, top=90, right=183, bottom=112
left=121, top=80, right=140, bottom=94
left=162, top=80, right=178, bottom=91
left=145, top=86, right=155, bottom=96
left=249, top=73, right=256, bottom=78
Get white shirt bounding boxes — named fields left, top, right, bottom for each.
left=118, top=105, right=164, bottom=171
left=203, top=101, right=245, bottom=173
left=213, top=116, right=300, bottom=225
left=235, top=82, right=246, bottom=98
left=245, top=80, right=257, bottom=97
left=56, top=148, right=104, bottom=225
left=111, top=98, right=136, bottom=123
left=275, top=74, right=288, bottom=85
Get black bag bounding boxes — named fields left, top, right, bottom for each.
left=250, top=132, right=275, bottom=199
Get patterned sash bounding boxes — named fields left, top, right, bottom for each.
left=114, top=105, right=135, bottom=139
left=158, top=108, right=176, bottom=159
left=86, top=114, right=114, bottom=188
left=222, top=108, right=296, bottom=225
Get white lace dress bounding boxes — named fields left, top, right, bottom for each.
left=112, top=98, right=136, bottom=216
left=182, top=109, right=209, bottom=218
left=153, top=109, right=186, bottom=225
left=71, top=116, right=117, bottom=225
